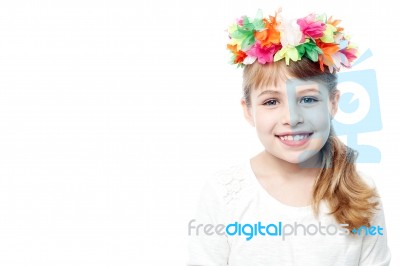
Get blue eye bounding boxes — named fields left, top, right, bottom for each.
left=263, top=99, right=278, bottom=106
left=300, top=97, right=318, bottom=104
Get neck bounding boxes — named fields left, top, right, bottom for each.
left=257, top=150, right=322, bottom=181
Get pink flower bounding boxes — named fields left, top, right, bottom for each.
left=340, top=48, right=358, bottom=67
left=246, top=42, right=282, bottom=64
left=297, top=14, right=326, bottom=39
left=236, top=17, right=244, bottom=26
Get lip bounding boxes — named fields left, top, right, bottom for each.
left=275, top=131, right=313, bottom=137
left=275, top=132, right=314, bottom=147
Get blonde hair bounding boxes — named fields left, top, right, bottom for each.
left=242, top=59, right=379, bottom=232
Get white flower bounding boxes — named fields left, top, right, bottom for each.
left=243, top=55, right=257, bottom=65
left=278, top=18, right=303, bottom=47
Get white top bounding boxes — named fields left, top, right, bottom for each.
left=187, top=160, right=391, bottom=266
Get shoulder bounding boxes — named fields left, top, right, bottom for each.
left=356, top=170, right=387, bottom=216
left=202, top=160, right=255, bottom=206
left=357, top=170, right=377, bottom=189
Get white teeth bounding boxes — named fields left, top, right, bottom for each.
left=279, top=134, right=310, bottom=141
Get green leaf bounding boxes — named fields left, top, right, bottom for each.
left=305, top=49, right=319, bottom=62
left=242, top=16, right=250, bottom=25
left=253, top=19, right=265, bottom=31
left=240, top=23, right=254, bottom=32
left=237, top=26, right=253, bottom=35
left=252, top=9, right=265, bottom=30
left=296, top=44, right=306, bottom=58
left=241, top=34, right=255, bottom=50
left=254, top=9, right=263, bottom=21
left=230, top=30, right=245, bottom=39
left=296, top=40, right=323, bottom=62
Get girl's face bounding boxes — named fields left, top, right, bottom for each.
left=242, top=76, right=340, bottom=165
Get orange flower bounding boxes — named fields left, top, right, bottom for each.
left=316, top=40, right=340, bottom=71
left=227, top=44, right=237, bottom=52
left=327, top=16, right=344, bottom=32
left=254, top=13, right=280, bottom=48
left=227, top=44, right=247, bottom=64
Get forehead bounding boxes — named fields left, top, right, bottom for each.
left=253, top=78, right=327, bottom=97
left=243, top=61, right=335, bottom=99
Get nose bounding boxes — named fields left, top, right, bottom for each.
left=281, top=103, right=304, bottom=127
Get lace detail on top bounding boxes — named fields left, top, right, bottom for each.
left=213, top=162, right=253, bottom=206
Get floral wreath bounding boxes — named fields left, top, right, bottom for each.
left=227, top=9, right=358, bottom=72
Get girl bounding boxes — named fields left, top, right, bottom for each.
left=187, top=10, right=391, bottom=266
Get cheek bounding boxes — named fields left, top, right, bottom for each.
left=253, top=109, right=277, bottom=130
left=303, top=106, right=331, bottom=133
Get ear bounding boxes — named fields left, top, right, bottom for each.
left=241, top=98, right=255, bottom=127
left=329, top=90, right=341, bottom=119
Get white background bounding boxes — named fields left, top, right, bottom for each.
left=0, top=0, right=399, bottom=265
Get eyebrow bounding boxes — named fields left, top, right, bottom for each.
left=257, top=87, right=321, bottom=98
left=257, top=90, right=281, bottom=97
left=297, top=88, right=321, bottom=94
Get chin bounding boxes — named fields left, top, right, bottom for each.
left=278, top=155, right=305, bottom=164
left=276, top=150, right=320, bottom=166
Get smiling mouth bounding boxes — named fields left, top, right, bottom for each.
left=276, top=133, right=313, bottom=141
